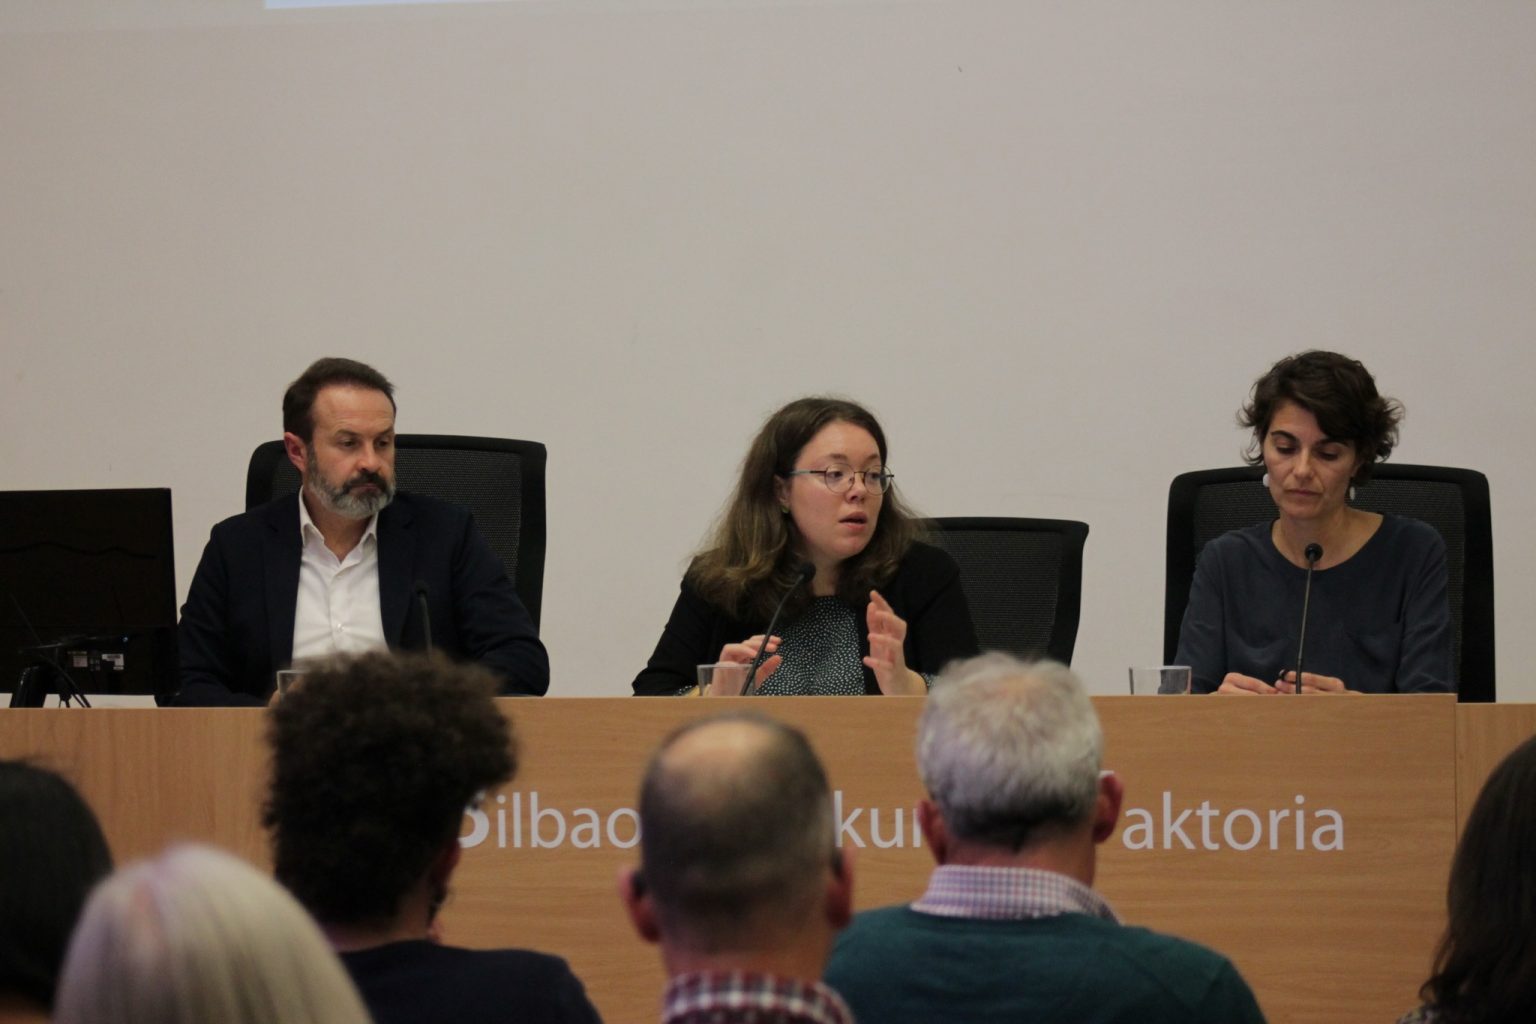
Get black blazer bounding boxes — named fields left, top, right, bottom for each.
left=632, top=542, right=979, bottom=695
left=175, top=492, right=548, bottom=705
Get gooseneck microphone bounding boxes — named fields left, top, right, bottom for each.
left=1291, top=543, right=1323, bottom=695
left=414, top=580, right=434, bottom=655
left=740, top=561, right=816, bottom=696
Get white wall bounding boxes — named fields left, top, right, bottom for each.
left=3, top=0, right=1532, bottom=698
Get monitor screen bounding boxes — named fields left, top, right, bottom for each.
left=0, top=488, right=177, bottom=699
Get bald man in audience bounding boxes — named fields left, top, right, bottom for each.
left=824, top=654, right=1267, bottom=1023
left=619, top=713, right=855, bottom=1024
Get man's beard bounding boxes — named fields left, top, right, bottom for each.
left=305, top=448, right=395, bottom=520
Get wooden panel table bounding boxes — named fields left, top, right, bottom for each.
left=1454, top=702, right=1536, bottom=834
left=0, top=696, right=1470, bottom=1024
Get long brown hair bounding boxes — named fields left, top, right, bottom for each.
left=1418, top=734, right=1536, bottom=1022
left=688, top=396, right=918, bottom=622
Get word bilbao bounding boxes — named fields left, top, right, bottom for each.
left=458, top=790, right=923, bottom=851
left=462, top=792, right=641, bottom=850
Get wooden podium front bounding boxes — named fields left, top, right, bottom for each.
left=0, top=696, right=1481, bottom=1023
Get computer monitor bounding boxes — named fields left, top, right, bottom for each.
left=1, top=488, right=177, bottom=702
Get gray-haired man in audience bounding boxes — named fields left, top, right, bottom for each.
left=824, top=654, right=1266, bottom=1023
left=619, top=712, right=855, bottom=1024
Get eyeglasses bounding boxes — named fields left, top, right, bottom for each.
left=784, top=466, right=895, bottom=495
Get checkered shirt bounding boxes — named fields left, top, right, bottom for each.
left=910, top=864, right=1120, bottom=922
left=662, top=970, right=855, bottom=1024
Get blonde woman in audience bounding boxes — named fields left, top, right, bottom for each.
left=53, top=844, right=370, bottom=1024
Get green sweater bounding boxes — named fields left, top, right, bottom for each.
left=824, top=908, right=1265, bottom=1024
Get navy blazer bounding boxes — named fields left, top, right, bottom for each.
left=175, top=491, right=548, bottom=705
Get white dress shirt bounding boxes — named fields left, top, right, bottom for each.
left=291, top=497, right=388, bottom=665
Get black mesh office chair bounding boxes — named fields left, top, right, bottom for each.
left=926, top=517, right=1090, bottom=665
left=1163, top=464, right=1493, bottom=701
left=245, top=435, right=548, bottom=629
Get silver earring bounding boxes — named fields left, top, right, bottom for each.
left=1349, top=485, right=1357, bottom=501
left=780, top=506, right=789, bottom=515
left=1262, top=472, right=1270, bottom=488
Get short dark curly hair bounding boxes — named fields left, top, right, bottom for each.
left=263, top=652, right=515, bottom=927
left=1238, top=350, right=1403, bottom=482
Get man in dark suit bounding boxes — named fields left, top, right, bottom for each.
left=174, top=358, right=548, bottom=705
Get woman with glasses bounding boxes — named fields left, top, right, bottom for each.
left=632, top=396, right=978, bottom=696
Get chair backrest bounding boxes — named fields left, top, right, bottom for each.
left=1163, top=464, right=1494, bottom=701
left=925, top=517, right=1090, bottom=665
left=245, top=435, right=548, bottom=629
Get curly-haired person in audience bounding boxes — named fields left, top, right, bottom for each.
left=264, top=651, right=601, bottom=1024
left=1399, top=734, right=1536, bottom=1024
left=0, top=762, right=112, bottom=1024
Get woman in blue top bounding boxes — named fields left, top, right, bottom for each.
left=1175, top=350, right=1453, bottom=695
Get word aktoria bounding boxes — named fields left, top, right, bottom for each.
left=461, top=790, right=1344, bottom=853
left=1120, top=792, right=1344, bottom=852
